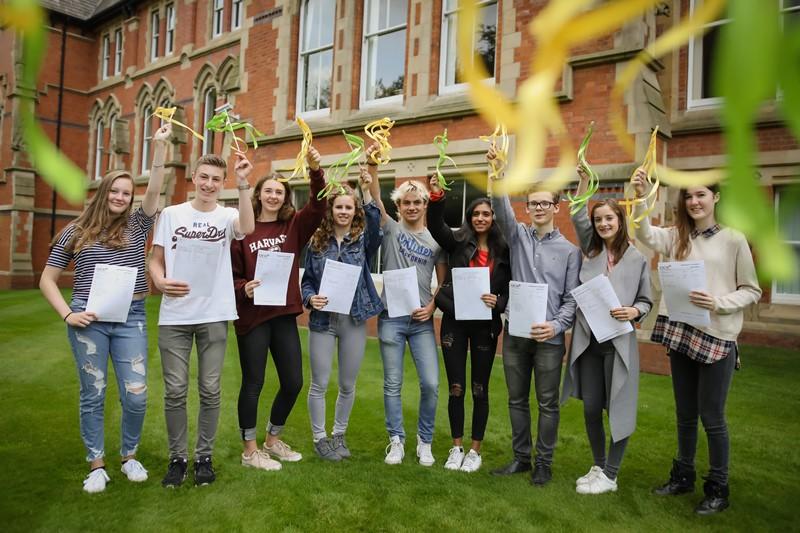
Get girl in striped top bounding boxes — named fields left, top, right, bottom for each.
left=39, top=123, right=172, bottom=493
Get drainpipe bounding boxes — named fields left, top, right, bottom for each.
left=50, top=17, right=67, bottom=239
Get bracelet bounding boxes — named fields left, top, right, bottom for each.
left=367, top=161, right=378, bottom=167
left=63, top=312, right=73, bottom=322
left=237, top=182, right=251, bottom=191
left=152, top=163, right=165, bottom=169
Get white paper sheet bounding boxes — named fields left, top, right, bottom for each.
left=507, top=281, right=548, bottom=338
left=253, top=251, right=295, bottom=306
left=85, top=264, right=138, bottom=322
left=383, top=267, right=420, bottom=318
left=572, top=275, right=634, bottom=343
left=318, top=259, right=361, bottom=315
left=658, top=261, right=711, bottom=327
left=171, top=239, right=223, bottom=298
left=452, top=267, right=491, bottom=321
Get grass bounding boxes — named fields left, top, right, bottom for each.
left=0, top=289, right=798, bottom=532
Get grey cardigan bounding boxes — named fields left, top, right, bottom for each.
left=561, top=205, right=653, bottom=442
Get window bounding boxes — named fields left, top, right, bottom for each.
left=107, top=114, right=117, bottom=171
left=141, top=105, right=153, bottom=173
left=202, top=88, right=217, bottom=155
left=165, top=3, right=176, bottom=55
left=773, top=185, right=800, bottom=303
left=94, top=119, right=105, bottom=180
left=114, top=29, right=123, bottom=75
left=101, top=35, right=110, bottom=79
left=361, top=0, right=407, bottom=105
left=232, top=0, right=244, bottom=30
left=212, top=0, right=225, bottom=38
left=151, top=11, right=160, bottom=61
left=440, top=0, right=497, bottom=93
left=688, top=0, right=800, bottom=108
left=297, top=0, right=335, bottom=115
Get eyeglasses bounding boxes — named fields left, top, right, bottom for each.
left=527, top=201, right=555, bottom=210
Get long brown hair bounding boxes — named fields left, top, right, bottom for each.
left=309, top=185, right=366, bottom=252
left=675, top=184, right=720, bottom=260
left=586, top=199, right=630, bottom=261
left=253, top=173, right=295, bottom=222
left=54, top=170, right=135, bottom=253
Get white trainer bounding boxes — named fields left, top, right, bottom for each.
left=444, top=446, right=465, bottom=470
left=121, top=459, right=148, bottom=482
left=242, top=450, right=282, bottom=471
left=459, top=449, right=482, bottom=473
left=384, top=436, right=405, bottom=465
left=416, top=435, right=435, bottom=467
left=576, top=470, right=618, bottom=494
left=576, top=465, right=603, bottom=486
left=83, top=468, right=110, bottom=493
left=263, top=439, right=303, bottom=462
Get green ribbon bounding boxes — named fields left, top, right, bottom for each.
left=204, top=111, right=264, bottom=151
left=566, top=122, right=600, bottom=215
left=320, top=131, right=364, bottom=199
left=434, top=129, right=457, bottom=191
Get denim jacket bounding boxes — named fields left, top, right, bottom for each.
left=301, top=201, right=384, bottom=331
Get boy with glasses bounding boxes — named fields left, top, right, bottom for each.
left=488, top=148, right=581, bottom=486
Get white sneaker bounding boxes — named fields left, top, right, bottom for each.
left=263, top=439, right=303, bottom=462
left=121, top=459, right=148, bottom=482
left=83, top=468, right=110, bottom=493
left=242, top=450, right=282, bottom=471
left=576, top=465, right=603, bottom=486
left=576, top=470, right=618, bottom=494
left=416, top=435, right=435, bottom=467
left=444, top=446, right=465, bottom=470
left=384, top=436, right=405, bottom=465
left=459, top=449, right=482, bottom=473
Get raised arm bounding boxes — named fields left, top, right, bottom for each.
left=232, top=153, right=255, bottom=237
left=360, top=168, right=383, bottom=259
left=570, top=166, right=594, bottom=254
left=487, top=146, right=518, bottom=245
left=142, top=123, right=171, bottom=216
left=296, top=146, right=327, bottom=244
left=426, top=174, right=458, bottom=253
left=631, top=166, right=673, bottom=256
left=365, top=142, right=390, bottom=226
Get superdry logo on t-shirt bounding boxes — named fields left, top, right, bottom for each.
left=248, top=234, right=287, bottom=253
left=170, top=225, right=227, bottom=248
left=397, top=232, right=434, bottom=265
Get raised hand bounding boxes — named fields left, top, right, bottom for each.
left=153, top=123, right=172, bottom=145
left=429, top=174, right=442, bottom=194
left=307, top=146, right=321, bottom=171
left=234, top=153, right=253, bottom=183
left=631, top=166, right=648, bottom=198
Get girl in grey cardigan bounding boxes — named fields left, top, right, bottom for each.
left=561, top=167, right=652, bottom=495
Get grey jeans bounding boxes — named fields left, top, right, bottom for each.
left=158, top=322, right=228, bottom=460
left=307, top=314, right=368, bottom=441
left=502, top=330, right=565, bottom=466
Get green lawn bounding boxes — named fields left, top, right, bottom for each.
left=0, top=289, right=797, bottom=532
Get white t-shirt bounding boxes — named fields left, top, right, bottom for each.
left=153, top=201, right=243, bottom=325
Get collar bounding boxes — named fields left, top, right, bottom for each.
left=531, top=227, right=560, bottom=241
left=691, top=224, right=721, bottom=239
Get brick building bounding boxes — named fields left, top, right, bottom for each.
left=1, top=0, right=799, bottom=357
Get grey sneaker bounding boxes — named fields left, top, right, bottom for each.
left=331, top=434, right=351, bottom=459
left=314, top=438, right=342, bottom=462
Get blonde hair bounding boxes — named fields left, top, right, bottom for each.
left=193, top=154, right=226, bottom=177
left=390, top=180, right=429, bottom=205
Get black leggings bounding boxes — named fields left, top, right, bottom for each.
left=236, top=315, right=303, bottom=440
left=440, top=314, right=498, bottom=441
left=579, top=338, right=629, bottom=479
left=670, top=347, right=736, bottom=485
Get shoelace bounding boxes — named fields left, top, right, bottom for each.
left=385, top=441, right=402, bottom=455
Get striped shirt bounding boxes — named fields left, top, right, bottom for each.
left=47, top=207, right=156, bottom=300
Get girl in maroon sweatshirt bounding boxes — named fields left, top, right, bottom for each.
left=231, top=147, right=325, bottom=470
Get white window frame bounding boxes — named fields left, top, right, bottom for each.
left=94, top=119, right=105, bottom=180
left=232, top=0, right=244, bottom=30
left=772, top=185, right=800, bottom=304
left=202, top=88, right=217, bottom=155
left=150, top=10, right=160, bottom=61
left=107, top=114, right=117, bottom=171
left=212, top=0, right=225, bottom=38
left=296, top=0, right=335, bottom=119
left=101, top=35, right=110, bottom=80
left=438, top=0, right=498, bottom=95
left=141, top=105, right=153, bottom=175
left=360, top=0, right=407, bottom=108
left=114, top=29, right=123, bottom=75
left=165, top=3, right=176, bottom=55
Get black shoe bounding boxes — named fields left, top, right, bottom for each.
left=161, top=458, right=188, bottom=488
left=695, top=479, right=730, bottom=515
left=653, top=459, right=695, bottom=496
left=530, top=464, right=552, bottom=486
left=194, top=456, right=216, bottom=486
left=491, top=459, right=532, bottom=476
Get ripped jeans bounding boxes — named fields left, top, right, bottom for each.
left=67, top=298, right=148, bottom=462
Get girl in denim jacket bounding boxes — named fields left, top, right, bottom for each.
left=301, top=169, right=383, bottom=460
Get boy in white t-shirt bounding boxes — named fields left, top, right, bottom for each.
left=149, top=153, right=255, bottom=488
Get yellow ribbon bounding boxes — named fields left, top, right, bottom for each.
left=479, top=123, right=509, bottom=184
left=364, top=118, right=395, bottom=165
left=152, top=106, right=205, bottom=141
left=618, top=128, right=660, bottom=229
left=287, top=117, right=314, bottom=181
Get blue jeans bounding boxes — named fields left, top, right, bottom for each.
left=378, top=314, right=439, bottom=444
left=67, top=299, right=148, bottom=462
